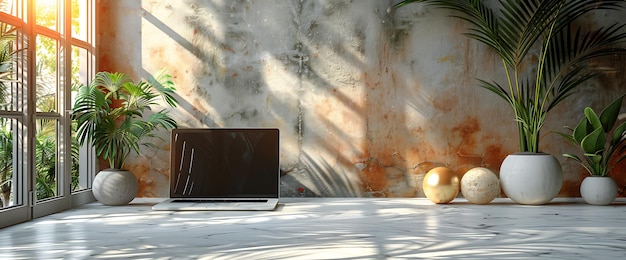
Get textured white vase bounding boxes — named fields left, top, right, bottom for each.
left=92, top=169, right=138, bottom=206
left=580, top=176, right=617, bottom=206
left=499, top=153, right=563, bottom=205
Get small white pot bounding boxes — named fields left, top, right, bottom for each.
left=92, top=169, right=138, bottom=206
left=580, top=176, right=617, bottom=206
left=499, top=153, right=563, bottom=205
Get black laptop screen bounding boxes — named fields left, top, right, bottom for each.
left=170, top=128, right=279, bottom=198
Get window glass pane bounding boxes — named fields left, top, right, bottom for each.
left=0, top=117, right=21, bottom=209
left=0, top=0, right=15, bottom=15
left=70, top=46, right=88, bottom=87
left=36, top=34, right=57, bottom=113
left=1, top=0, right=26, bottom=22
left=71, top=46, right=90, bottom=192
left=70, top=0, right=86, bottom=41
left=35, top=0, right=56, bottom=31
left=0, top=22, right=19, bottom=112
left=35, top=118, right=58, bottom=201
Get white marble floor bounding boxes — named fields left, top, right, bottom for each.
left=1, top=198, right=626, bottom=259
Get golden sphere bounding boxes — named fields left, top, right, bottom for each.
left=423, top=167, right=460, bottom=204
left=461, top=167, right=500, bottom=204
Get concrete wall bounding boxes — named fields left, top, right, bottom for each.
left=98, top=0, right=626, bottom=198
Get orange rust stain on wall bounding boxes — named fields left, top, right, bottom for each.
left=413, top=161, right=439, bottom=175
left=99, top=54, right=112, bottom=72
left=432, top=93, right=458, bottom=113
left=381, top=183, right=418, bottom=198
left=375, top=151, right=398, bottom=167
left=405, top=146, right=421, bottom=162
left=450, top=117, right=481, bottom=172
left=451, top=117, right=479, bottom=142
left=407, top=127, right=439, bottom=174
left=446, top=117, right=509, bottom=177
left=126, top=162, right=152, bottom=197
left=483, top=144, right=507, bottom=172
left=361, top=163, right=388, bottom=192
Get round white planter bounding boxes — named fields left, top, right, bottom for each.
left=580, top=176, right=617, bottom=206
left=499, top=153, right=563, bottom=205
left=92, top=169, right=138, bottom=206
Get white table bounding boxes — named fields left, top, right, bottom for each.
left=1, top=197, right=626, bottom=259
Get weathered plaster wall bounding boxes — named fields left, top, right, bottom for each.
left=98, top=0, right=626, bottom=198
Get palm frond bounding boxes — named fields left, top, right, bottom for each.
left=90, top=72, right=132, bottom=100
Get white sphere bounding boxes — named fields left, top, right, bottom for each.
left=461, top=167, right=500, bottom=204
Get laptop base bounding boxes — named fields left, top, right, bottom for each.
left=152, top=198, right=279, bottom=211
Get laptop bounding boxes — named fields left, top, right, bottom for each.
left=152, top=128, right=280, bottom=211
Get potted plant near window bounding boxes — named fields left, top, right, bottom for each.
left=395, top=0, right=626, bottom=204
left=558, top=95, right=626, bottom=205
left=72, top=71, right=178, bottom=205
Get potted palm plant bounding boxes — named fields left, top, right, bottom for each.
left=558, top=95, right=626, bottom=205
left=395, top=0, right=626, bottom=204
left=72, top=71, right=178, bottom=205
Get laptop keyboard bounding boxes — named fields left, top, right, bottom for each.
left=171, top=199, right=268, bottom=203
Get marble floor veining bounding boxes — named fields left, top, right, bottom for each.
left=1, top=198, right=626, bottom=259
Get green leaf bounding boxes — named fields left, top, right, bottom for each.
left=562, top=153, right=582, bottom=163
left=555, top=130, right=577, bottom=145
left=612, top=121, right=626, bottom=146
left=478, top=80, right=513, bottom=105
left=580, top=126, right=605, bottom=154
left=572, top=116, right=590, bottom=144
left=584, top=107, right=602, bottom=130
left=599, top=94, right=624, bottom=132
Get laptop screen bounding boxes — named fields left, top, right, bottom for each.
left=170, top=128, right=279, bottom=199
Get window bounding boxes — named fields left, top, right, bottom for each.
left=0, top=0, right=96, bottom=228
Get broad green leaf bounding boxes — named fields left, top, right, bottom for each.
left=572, top=117, right=589, bottom=143
left=580, top=126, right=605, bottom=154
left=584, top=107, right=602, bottom=130
left=599, top=94, right=624, bottom=132
left=612, top=121, right=626, bottom=146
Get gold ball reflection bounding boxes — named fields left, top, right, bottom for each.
left=423, top=167, right=460, bottom=204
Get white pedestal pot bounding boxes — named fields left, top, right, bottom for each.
left=499, top=153, right=563, bottom=205
left=92, top=169, right=138, bottom=206
left=580, top=176, right=617, bottom=206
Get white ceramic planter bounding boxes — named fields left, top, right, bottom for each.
left=92, top=169, right=138, bottom=206
left=580, top=176, right=617, bottom=206
left=499, top=153, right=563, bottom=205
